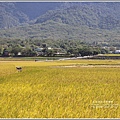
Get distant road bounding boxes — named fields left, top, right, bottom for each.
left=58, top=56, right=94, bottom=61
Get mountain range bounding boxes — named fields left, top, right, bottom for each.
left=0, top=2, right=120, bottom=45
left=0, top=2, right=29, bottom=29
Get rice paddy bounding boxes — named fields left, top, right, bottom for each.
left=0, top=59, right=120, bottom=118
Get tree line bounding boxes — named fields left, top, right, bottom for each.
left=0, top=38, right=108, bottom=57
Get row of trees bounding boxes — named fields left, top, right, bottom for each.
left=0, top=38, right=109, bottom=57
left=0, top=45, right=36, bottom=57
left=67, top=47, right=108, bottom=57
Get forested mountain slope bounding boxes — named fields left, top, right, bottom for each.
left=0, top=2, right=29, bottom=29
left=0, top=2, right=120, bottom=44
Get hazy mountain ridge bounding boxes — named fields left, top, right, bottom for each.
left=35, top=2, right=120, bottom=29
left=0, top=2, right=120, bottom=43
left=0, top=2, right=29, bottom=29
left=15, top=2, right=63, bottom=20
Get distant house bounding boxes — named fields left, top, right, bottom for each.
left=48, top=47, right=52, bottom=50
left=18, top=52, right=22, bottom=56
left=109, top=51, right=113, bottom=54
left=34, top=48, right=44, bottom=56
left=2, top=49, right=9, bottom=56
left=54, top=52, right=66, bottom=56
left=115, top=50, right=120, bottom=54
left=35, top=48, right=43, bottom=52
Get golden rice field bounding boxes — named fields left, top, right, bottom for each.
left=0, top=59, right=120, bottom=118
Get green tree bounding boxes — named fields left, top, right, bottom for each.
left=21, top=47, right=36, bottom=57
left=11, top=45, right=23, bottom=56
left=0, top=45, right=3, bottom=56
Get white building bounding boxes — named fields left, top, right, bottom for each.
left=115, top=50, right=120, bottom=54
